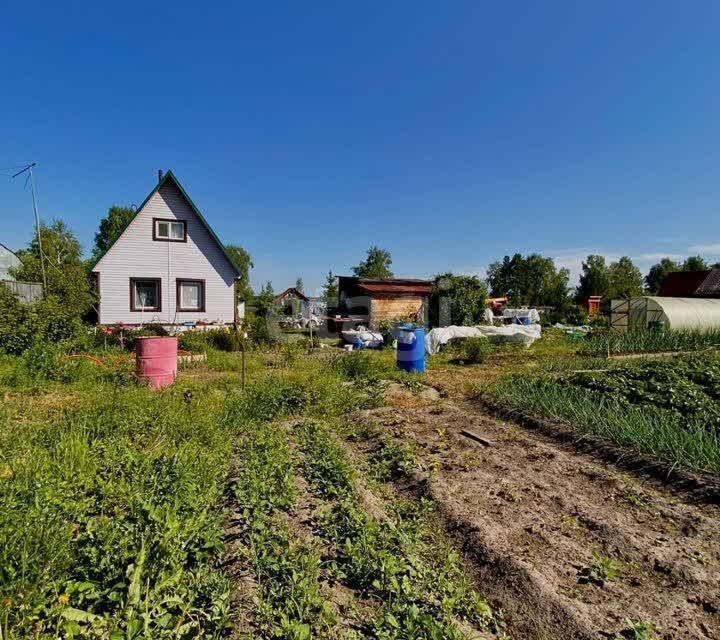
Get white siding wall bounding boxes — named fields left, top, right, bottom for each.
left=94, top=181, right=236, bottom=325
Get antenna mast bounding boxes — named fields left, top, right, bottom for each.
left=12, top=163, right=47, bottom=292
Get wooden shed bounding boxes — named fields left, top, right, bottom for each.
left=337, top=277, right=432, bottom=329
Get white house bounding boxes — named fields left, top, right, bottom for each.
left=92, top=171, right=240, bottom=327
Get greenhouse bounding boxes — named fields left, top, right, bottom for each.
left=610, top=296, right=720, bottom=332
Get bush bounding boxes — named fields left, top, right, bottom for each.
left=463, top=337, right=493, bottom=364
left=178, top=328, right=241, bottom=353
left=0, top=288, right=86, bottom=355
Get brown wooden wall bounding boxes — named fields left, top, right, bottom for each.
left=369, top=295, right=425, bottom=328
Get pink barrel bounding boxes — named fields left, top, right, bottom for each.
left=135, top=336, right=178, bottom=389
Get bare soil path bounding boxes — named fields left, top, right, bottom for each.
left=351, top=392, right=720, bottom=639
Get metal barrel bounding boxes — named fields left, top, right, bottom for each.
left=135, top=336, right=178, bottom=389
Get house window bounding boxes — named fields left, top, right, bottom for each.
left=176, top=279, right=205, bottom=312
left=153, top=218, right=186, bottom=242
left=130, top=278, right=161, bottom=312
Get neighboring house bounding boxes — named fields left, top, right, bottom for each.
left=658, top=270, right=720, bottom=298
left=0, top=243, right=21, bottom=280
left=337, top=277, right=432, bottom=329
left=92, top=171, right=240, bottom=326
left=272, top=287, right=309, bottom=316
left=0, top=243, right=43, bottom=303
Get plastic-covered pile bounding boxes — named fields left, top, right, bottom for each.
left=425, top=324, right=542, bottom=355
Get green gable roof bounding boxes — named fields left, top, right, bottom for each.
left=90, top=170, right=241, bottom=277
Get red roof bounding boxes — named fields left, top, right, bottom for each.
left=658, top=270, right=713, bottom=297
left=358, top=282, right=432, bottom=295
left=272, top=287, right=309, bottom=303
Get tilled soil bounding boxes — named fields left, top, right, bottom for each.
left=351, top=396, right=720, bottom=639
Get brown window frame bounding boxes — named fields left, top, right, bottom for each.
left=176, top=278, right=206, bottom=312
left=130, top=278, right=162, bottom=312
left=153, top=218, right=187, bottom=242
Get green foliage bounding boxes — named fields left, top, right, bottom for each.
left=579, top=553, right=623, bottom=585
left=91, top=205, right=135, bottom=262
left=295, top=276, right=304, bottom=293
left=298, top=421, right=503, bottom=638
left=644, top=258, right=680, bottom=294
left=462, top=337, right=494, bottom=364
left=607, top=256, right=644, bottom=301
left=486, top=253, right=569, bottom=307
left=0, top=385, right=234, bottom=638
left=682, top=255, right=709, bottom=272
left=11, top=219, right=95, bottom=315
left=429, top=273, right=487, bottom=327
left=352, top=246, right=393, bottom=279
left=177, top=328, right=241, bottom=353
left=225, top=244, right=254, bottom=301
left=616, top=620, right=657, bottom=640
left=321, top=270, right=338, bottom=303
left=580, top=328, right=720, bottom=356
left=0, top=287, right=86, bottom=355
left=485, top=370, right=720, bottom=474
left=253, top=281, right=276, bottom=317
left=576, top=255, right=610, bottom=302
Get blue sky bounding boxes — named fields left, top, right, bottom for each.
left=2, top=1, right=720, bottom=294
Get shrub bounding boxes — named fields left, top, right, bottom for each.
left=463, top=337, right=493, bottom=364
left=178, top=328, right=241, bottom=353
left=0, top=288, right=86, bottom=355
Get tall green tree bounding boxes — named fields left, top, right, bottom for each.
left=486, top=253, right=569, bottom=307
left=92, top=205, right=135, bottom=261
left=295, top=277, right=304, bottom=293
left=645, top=258, right=680, bottom=294
left=321, top=270, right=338, bottom=302
left=352, top=246, right=393, bottom=279
left=254, top=281, right=275, bottom=316
left=575, top=255, right=610, bottom=302
left=430, top=273, right=487, bottom=326
left=607, top=256, right=644, bottom=300
left=11, top=219, right=95, bottom=315
left=682, top=255, right=709, bottom=272
left=225, top=244, right=254, bottom=301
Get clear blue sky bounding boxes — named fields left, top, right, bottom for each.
left=3, top=1, right=720, bottom=294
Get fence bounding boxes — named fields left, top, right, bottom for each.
left=1, top=280, right=43, bottom=304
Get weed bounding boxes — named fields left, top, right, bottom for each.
left=615, top=619, right=657, bottom=639
left=579, top=552, right=623, bottom=586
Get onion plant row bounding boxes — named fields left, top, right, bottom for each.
left=580, top=328, right=720, bottom=356
left=484, top=378, right=720, bottom=475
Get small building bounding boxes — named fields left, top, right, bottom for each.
left=272, top=287, right=309, bottom=316
left=658, top=269, right=720, bottom=298
left=0, top=243, right=43, bottom=303
left=91, top=170, right=241, bottom=327
left=337, top=276, right=432, bottom=329
left=581, top=295, right=603, bottom=316
left=0, top=243, right=21, bottom=280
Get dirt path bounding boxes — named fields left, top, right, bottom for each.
left=351, top=395, right=720, bottom=639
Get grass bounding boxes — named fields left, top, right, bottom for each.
left=580, top=328, right=720, bottom=356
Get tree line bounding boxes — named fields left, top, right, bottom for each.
left=7, top=205, right=719, bottom=328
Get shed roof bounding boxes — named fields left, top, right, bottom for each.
left=658, top=270, right=712, bottom=296
left=272, top=287, right=309, bottom=303
left=339, top=277, right=432, bottom=296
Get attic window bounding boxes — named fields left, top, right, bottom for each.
left=153, top=218, right=186, bottom=242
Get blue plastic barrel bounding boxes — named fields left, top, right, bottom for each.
left=396, top=326, right=426, bottom=373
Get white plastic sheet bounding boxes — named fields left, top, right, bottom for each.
left=501, top=308, right=541, bottom=323
left=425, top=324, right=542, bottom=355
left=341, top=329, right=384, bottom=349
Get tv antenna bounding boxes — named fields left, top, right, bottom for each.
left=12, top=163, right=47, bottom=291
